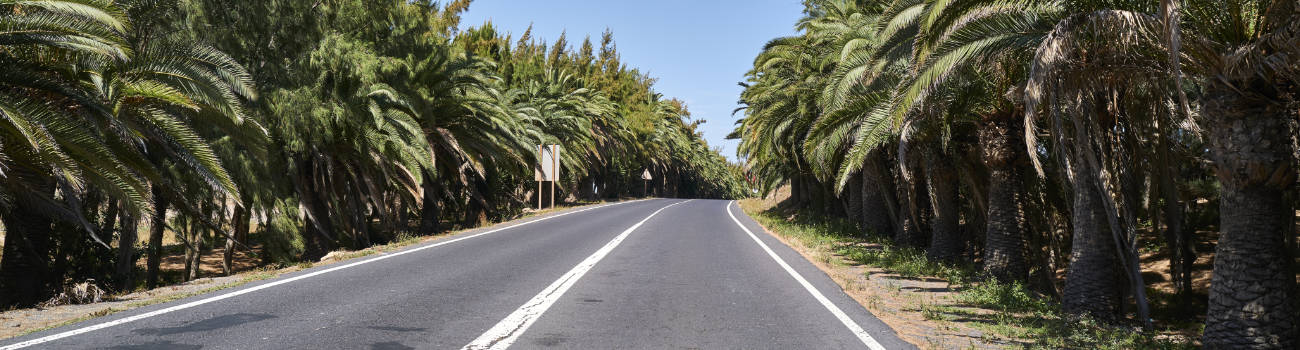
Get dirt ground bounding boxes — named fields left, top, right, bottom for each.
left=0, top=243, right=274, bottom=340
left=141, top=244, right=262, bottom=278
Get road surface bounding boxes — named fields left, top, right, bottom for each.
left=2, top=199, right=914, bottom=349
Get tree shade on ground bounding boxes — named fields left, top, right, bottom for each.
left=732, top=0, right=1298, bottom=347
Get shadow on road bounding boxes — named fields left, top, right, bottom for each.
left=133, top=313, right=276, bottom=336
left=106, top=340, right=203, bottom=349
left=370, top=341, right=414, bottom=350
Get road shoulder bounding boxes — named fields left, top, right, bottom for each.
left=736, top=197, right=1011, bottom=349
left=0, top=200, right=634, bottom=341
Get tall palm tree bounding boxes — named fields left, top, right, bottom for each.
left=103, top=0, right=263, bottom=289
left=1172, top=0, right=1300, bottom=346
left=0, top=0, right=133, bottom=306
left=400, top=43, right=529, bottom=232
left=878, top=0, right=1062, bottom=281
left=271, top=33, right=431, bottom=258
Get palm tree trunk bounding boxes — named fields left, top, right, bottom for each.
left=980, top=112, right=1028, bottom=282
left=188, top=223, right=203, bottom=281
left=925, top=148, right=962, bottom=262
left=788, top=177, right=803, bottom=208
left=846, top=173, right=864, bottom=226
left=1062, top=155, right=1123, bottom=321
left=146, top=185, right=169, bottom=288
left=897, top=150, right=928, bottom=248
left=1154, top=134, right=1194, bottom=299
left=227, top=204, right=250, bottom=274
left=863, top=150, right=899, bottom=237
left=299, top=161, right=336, bottom=261
left=222, top=235, right=234, bottom=276
left=0, top=178, right=57, bottom=307
left=235, top=205, right=250, bottom=247
left=102, top=199, right=120, bottom=243
left=115, top=210, right=138, bottom=292
left=1201, top=83, right=1298, bottom=348
left=184, top=216, right=203, bottom=281
left=420, top=170, right=442, bottom=235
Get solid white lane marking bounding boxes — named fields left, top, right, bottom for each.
left=463, top=200, right=692, bottom=350
left=0, top=200, right=647, bottom=350
left=725, top=201, right=887, bottom=350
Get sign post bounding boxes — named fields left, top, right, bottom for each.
left=641, top=169, right=653, bottom=198
left=535, top=145, right=561, bottom=210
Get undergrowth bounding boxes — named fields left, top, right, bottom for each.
left=738, top=199, right=1196, bottom=349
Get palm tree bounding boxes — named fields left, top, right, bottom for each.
left=270, top=33, right=431, bottom=259
left=400, top=43, right=529, bottom=232
left=735, top=33, right=832, bottom=210
left=0, top=0, right=134, bottom=306
left=798, top=0, right=900, bottom=238
left=1171, top=0, right=1300, bottom=346
left=876, top=0, right=1062, bottom=281
left=97, top=0, right=263, bottom=289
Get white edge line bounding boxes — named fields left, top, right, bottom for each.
left=725, top=201, right=888, bottom=350
left=0, top=200, right=649, bottom=350
left=462, top=199, right=692, bottom=350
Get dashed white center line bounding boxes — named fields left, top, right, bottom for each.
left=462, top=200, right=692, bottom=350
left=0, top=200, right=643, bottom=350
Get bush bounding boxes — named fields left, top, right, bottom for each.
left=260, top=200, right=305, bottom=265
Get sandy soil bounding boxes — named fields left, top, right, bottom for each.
left=0, top=244, right=284, bottom=340
left=140, top=244, right=262, bottom=277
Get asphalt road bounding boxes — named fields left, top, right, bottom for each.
left=2, top=199, right=915, bottom=350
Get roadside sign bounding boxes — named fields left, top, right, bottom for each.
left=535, top=145, right=561, bottom=181
left=536, top=145, right=560, bottom=210
left=641, top=168, right=652, bottom=198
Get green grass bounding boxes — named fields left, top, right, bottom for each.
left=738, top=200, right=1197, bottom=350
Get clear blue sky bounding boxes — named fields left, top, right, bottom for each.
left=459, top=0, right=804, bottom=162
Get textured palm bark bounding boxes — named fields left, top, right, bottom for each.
left=980, top=114, right=1028, bottom=281
left=925, top=148, right=962, bottom=262
left=1201, top=82, right=1298, bottom=349
left=861, top=158, right=895, bottom=237
left=1062, top=159, right=1123, bottom=321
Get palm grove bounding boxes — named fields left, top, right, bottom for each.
left=733, top=0, right=1298, bottom=348
left=0, top=0, right=745, bottom=311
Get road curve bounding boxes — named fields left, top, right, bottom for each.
left=1, top=199, right=914, bottom=349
